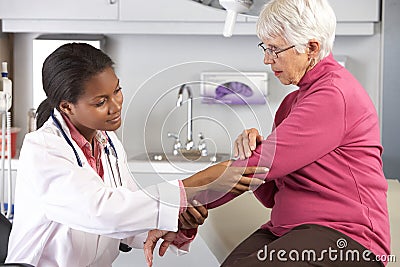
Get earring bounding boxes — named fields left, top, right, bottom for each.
left=309, top=58, right=316, bottom=68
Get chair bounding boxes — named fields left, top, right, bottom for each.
left=0, top=213, right=34, bottom=267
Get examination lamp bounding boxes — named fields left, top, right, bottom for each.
left=219, top=0, right=253, bottom=37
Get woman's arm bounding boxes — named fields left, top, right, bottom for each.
left=238, top=86, right=346, bottom=181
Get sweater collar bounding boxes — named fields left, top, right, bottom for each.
left=297, top=53, right=340, bottom=90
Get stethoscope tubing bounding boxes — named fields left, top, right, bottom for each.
left=51, top=112, right=83, bottom=167
left=51, top=111, right=122, bottom=186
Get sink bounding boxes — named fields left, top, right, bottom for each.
left=130, top=152, right=231, bottom=163
left=129, top=152, right=232, bottom=174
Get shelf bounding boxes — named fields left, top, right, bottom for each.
left=1, top=19, right=378, bottom=36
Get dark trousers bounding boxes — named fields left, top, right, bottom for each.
left=221, top=224, right=384, bottom=267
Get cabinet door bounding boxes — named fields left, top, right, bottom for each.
left=0, top=0, right=118, bottom=20
left=120, top=0, right=228, bottom=22
left=329, top=0, right=380, bottom=22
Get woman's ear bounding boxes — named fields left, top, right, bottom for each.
left=59, top=101, right=73, bottom=115
left=307, top=39, right=321, bottom=59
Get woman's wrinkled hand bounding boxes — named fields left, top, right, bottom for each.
left=143, top=229, right=177, bottom=267
left=179, top=200, right=208, bottom=229
left=234, top=128, right=264, bottom=159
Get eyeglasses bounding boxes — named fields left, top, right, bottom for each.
left=258, top=42, right=295, bottom=59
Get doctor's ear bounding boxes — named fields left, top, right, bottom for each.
left=59, top=101, right=74, bottom=115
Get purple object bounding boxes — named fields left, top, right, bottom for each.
left=201, top=79, right=266, bottom=105
left=215, top=81, right=253, bottom=100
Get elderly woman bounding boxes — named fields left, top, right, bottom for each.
left=144, top=0, right=390, bottom=266
left=197, top=0, right=390, bottom=266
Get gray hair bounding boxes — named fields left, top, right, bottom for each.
left=256, top=0, right=336, bottom=61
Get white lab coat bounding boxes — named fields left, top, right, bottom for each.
left=6, top=110, right=183, bottom=267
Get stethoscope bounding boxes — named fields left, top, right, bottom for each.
left=51, top=111, right=122, bottom=187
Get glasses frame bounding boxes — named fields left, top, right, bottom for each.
left=258, top=42, right=295, bottom=59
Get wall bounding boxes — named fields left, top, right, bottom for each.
left=0, top=32, right=11, bottom=63
left=382, top=0, right=400, bottom=180
left=106, top=33, right=382, bottom=160
left=11, top=31, right=382, bottom=163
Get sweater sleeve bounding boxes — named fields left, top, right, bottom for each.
left=194, top=86, right=345, bottom=209
left=240, top=85, right=346, bottom=181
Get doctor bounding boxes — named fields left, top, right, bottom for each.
left=6, top=43, right=266, bottom=266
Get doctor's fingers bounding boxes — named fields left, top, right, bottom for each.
left=179, top=213, right=194, bottom=229
left=230, top=182, right=251, bottom=195
left=239, top=176, right=265, bottom=191
left=240, top=166, right=270, bottom=175
left=230, top=179, right=264, bottom=195
left=180, top=202, right=208, bottom=228
left=218, top=166, right=267, bottom=187
left=192, top=200, right=208, bottom=218
left=180, top=212, right=201, bottom=229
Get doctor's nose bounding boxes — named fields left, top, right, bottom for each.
left=109, top=96, right=123, bottom=114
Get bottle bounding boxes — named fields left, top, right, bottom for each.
left=0, top=62, right=13, bottom=112
left=27, top=108, right=37, bottom=132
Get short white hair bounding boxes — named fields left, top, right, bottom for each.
left=256, top=0, right=336, bottom=61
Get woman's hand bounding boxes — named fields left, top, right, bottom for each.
left=234, top=128, right=264, bottom=160
left=179, top=200, right=208, bottom=229
left=182, top=161, right=268, bottom=198
left=144, top=229, right=177, bottom=267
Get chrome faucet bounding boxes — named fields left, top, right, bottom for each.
left=167, top=132, right=182, bottom=156
left=170, top=84, right=209, bottom=157
left=177, top=84, right=194, bottom=151
left=197, top=132, right=208, bottom=156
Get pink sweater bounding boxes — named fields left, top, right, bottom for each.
left=201, top=54, right=390, bottom=263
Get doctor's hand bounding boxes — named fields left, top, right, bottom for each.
left=144, top=229, right=177, bottom=267
left=234, top=128, right=264, bottom=160
left=182, top=160, right=268, bottom=198
left=179, top=200, right=208, bottom=229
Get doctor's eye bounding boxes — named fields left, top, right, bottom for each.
left=115, top=86, right=122, bottom=94
left=95, top=99, right=106, bottom=107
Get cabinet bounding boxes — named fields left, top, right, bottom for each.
left=0, top=0, right=381, bottom=36
left=0, top=0, right=118, bottom=20
left=120, top=0, right=233, bottom=22
left=329, top=0, right=380, bottom=22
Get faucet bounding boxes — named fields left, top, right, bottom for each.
left=170, top=84, right=209, bottom=157
left=177, top=84, right=194, bottom=151
left=167, top=132, right=182, bottom=156
left=197, top=132, right=208, bottom=156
